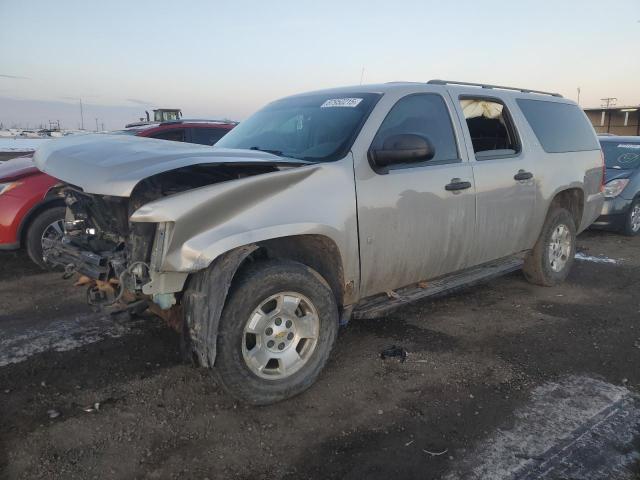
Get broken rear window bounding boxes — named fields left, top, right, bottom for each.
left=215, top=92, right=381, bottom=162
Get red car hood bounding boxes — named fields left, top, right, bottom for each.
left=0, top=156, right=40, bottom=182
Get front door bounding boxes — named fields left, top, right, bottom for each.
left=354, top=92, right=477, bottom=298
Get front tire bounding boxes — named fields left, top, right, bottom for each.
left=25, top=206, right=66, bottom=270
left=622, top=199, right=640, bottom=236
left=523, top=207, right=576, bottom=286
left=214, top=260, right=339, bottom=405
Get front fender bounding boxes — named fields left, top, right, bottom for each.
left=130, top=157, right=359, bottom=292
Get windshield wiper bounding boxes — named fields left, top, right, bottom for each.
left=249, top=146, right=284, bottom=156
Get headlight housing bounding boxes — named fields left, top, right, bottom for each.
left=0, top=181, right=21, bottom=196
left=603, top=179, right=630, bottom=198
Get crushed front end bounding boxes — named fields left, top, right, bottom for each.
left=45, top=185, right=157, bottom=312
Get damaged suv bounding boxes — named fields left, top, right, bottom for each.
left=35, top=80, right=604, bottom=405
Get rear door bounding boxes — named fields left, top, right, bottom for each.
left=354, top=92, right=477, bottom=297
left=450, top=93, right=536, bottom=264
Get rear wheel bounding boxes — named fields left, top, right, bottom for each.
left=214, top=260, right=339, bottom=405
left=622, top=199, right=640, bottom=236
left=25, top=206, right=66, bottom=270
left=523, top=207, right=576, bottom=286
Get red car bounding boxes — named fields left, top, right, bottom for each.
left=0, top=120, right=235, bottom=268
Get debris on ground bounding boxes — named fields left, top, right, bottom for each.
left=47, top=409, right=60, bottom=419
left=83, top=402, right=101, bottom=413
left=423, top=448, right=448, bottom=456
left=380, top=345, right=408, bottom=362
left=82, top=397, right=119, bottom=413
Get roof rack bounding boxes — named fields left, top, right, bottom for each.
left=159, top=118, right=238, bottom=126
left=427, top=79, right=563, bottom=98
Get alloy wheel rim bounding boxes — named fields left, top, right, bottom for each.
left=41, top=219, right=65, bottom=249
left=548, top=223, right=572, bottom=273
left=242, top=291, right=319, bottom=380
left=631, top=204, right=640, bottom=232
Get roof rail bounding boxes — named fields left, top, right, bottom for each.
left=159, top=118, right=238, bottom=126
left=427, top=79, right=563, bottom=98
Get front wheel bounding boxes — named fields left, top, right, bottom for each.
left=25, top=206, right=66, bottom=270
left=523, top=207, right=576, bottom=286
left=622, top=199, right=640, bottom=236
left=214, top=260, right=339, bottom=405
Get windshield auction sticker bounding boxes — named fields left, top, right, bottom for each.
left=321, top=98, right=363, bottom=108
left=617, top=144, right=640, bottom=149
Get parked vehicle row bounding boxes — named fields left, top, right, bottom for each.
left=32, top=80, right=605, bottom=405
left=0, top=119, right=235, bottom=267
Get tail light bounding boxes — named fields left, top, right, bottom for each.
left=599, top=149, right=606, bottom=193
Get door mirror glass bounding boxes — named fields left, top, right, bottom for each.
left=369, top=133, right=435, bottom=167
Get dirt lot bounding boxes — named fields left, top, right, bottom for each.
left=1, top=230, right=639, bottom=479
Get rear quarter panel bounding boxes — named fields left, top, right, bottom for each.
left=508, top=96, right=604, bottom=240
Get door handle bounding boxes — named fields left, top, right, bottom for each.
left=445, top=178, right=472, bottom=191
left=514, top=170, right=533, bottom=181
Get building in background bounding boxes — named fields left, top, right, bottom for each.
left=584, top=106, right=640, bottom=135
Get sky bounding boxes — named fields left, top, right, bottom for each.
left=0, top=0, right=639, bottom=130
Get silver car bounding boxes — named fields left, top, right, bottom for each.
left=35, top=80, right=604, bottom=404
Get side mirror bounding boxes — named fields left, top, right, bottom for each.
left=369, top=133, right=435, bottom=168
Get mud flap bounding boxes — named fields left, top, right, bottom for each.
left=182, top=245, right=258, bottom=367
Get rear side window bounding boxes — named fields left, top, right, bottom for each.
left=191, top=127, right=230, bottom=146
left=459, top=97, right=520, bottom=160
left=372, top=93, right=459, bottom=165
left=517, top=99, right=599, bottom=153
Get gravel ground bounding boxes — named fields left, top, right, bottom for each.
left=0, top=230, right=639, bottom=479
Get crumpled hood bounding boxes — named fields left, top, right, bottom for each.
left=605, top=168, right=634, bottom=183
left=0, top=156, right=40, bottom=181
left=33, top=134, right=309, bottom=197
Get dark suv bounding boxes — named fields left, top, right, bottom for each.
left=592, top=136, right=640, bottom=235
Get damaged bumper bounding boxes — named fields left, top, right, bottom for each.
left=43, top=186, right=177, bottom=311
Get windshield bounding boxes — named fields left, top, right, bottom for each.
left=215, top=92, right=381, bottom=162
left=601, top=141, right=640, bottom=170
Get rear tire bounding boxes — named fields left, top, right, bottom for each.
left=523, top=207, right=576, bottom=286
left=25, top=206, right=66, bottom=270
left=214, top=259, right=339, bottom=405
left=622, top=199, right=640, bottom=236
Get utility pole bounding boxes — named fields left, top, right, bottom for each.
left=601, top=97, right=617, bottom=108
left=576, top=87, right=580, bottom=105
left=600, top=98, right=617, bottom=134
left=79, top=98, right=85, bottom=130
left=95, top=118, right=99, bottom=132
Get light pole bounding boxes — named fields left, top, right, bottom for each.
left=79, top=98, right=84, bottom=130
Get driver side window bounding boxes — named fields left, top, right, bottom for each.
left=372, top=93, right=460, bottom=166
